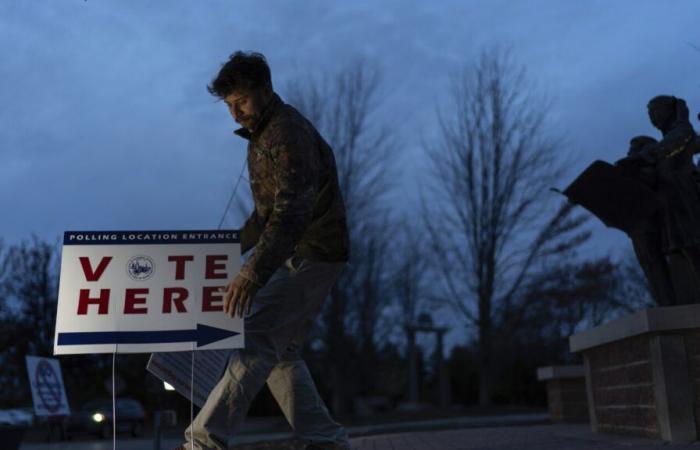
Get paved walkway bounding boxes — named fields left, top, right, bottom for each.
left=19, top=413, right=547, bottom=449
left=350, top=424, right=699, bottom=449
left=20, top=424, right=700, bottom=450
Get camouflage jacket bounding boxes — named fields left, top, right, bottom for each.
left=235, top=93, right=349, bottom=287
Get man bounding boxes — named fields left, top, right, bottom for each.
left=180, top=51, right=351, bottom=450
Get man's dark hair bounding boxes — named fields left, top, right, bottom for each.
left=207, top=51, right=272, bottom=98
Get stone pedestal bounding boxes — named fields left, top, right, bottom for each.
left=569, top=304, right=700, bottom=442
left=536, top=365, right=589, bottom=423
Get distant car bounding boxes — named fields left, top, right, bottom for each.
left=64, top=398, right=146, bottom=438
left=0, top=409, right=34, bottom=427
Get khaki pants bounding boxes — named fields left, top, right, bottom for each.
left=184, top=258, right=349, bottom=449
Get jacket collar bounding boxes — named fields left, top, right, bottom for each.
left=233, top=93, right=283, bottom=141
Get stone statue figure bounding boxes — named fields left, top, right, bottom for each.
left=558, top=96, right=700, bottom=305
left=613, top=136, right=676, bottom=306
left=633, top=95, right=700, bottom=304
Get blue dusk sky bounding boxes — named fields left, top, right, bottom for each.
left=2, top=0, right=699, bottom=262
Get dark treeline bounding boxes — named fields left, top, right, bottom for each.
left=0, top=236, right=652, bottom=416
left=0, top=47, right=654, bottom=416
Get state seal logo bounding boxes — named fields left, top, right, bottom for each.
left=127, top=255, right=155, bottom=281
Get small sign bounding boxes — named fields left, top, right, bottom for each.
left=26, top=356, right=70, bottom=417
left=147, top=350, right=230, bottom=407
left=53, top=230, right=244, bottom=354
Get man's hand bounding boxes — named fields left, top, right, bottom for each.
left=221, top=274, right=261, bottom=318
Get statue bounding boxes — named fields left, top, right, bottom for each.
left=635, top=96, right=700, bottom=304
left=558, top=96, right=700, bottom=305
left=613, top=136, right=676, bottom=306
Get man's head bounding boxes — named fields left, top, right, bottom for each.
left=208, top=51, right=274, bottom=131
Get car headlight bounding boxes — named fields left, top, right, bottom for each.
left=92, top=413, right=105, bottom=423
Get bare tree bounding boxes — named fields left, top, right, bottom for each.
left=1, top=236, right=59, bottom=356
left=423, top=48, right=590, bottom=406
left=286, top=61, right=392, bottom=223
left=493, top=252, right=654, bottom=384
left=390, top=222, right=430, bottom=327
left=285, top=60, right=398, bottom=412
left=506, top=257, right=629, bottom=345
left=0, top=236, right=60, bottom=405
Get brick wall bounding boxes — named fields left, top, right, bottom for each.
left=683, top=330, right=700, bottom=434
left=546, top=378, right=588, bottom=422
left=585, top=335, right=658, bottom=437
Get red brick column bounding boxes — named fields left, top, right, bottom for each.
left=583, top=336, right=657, bottom=436
left=537, top=366, right=588, bottom=423
left=570, top=305, right=700, bottom=442
left=682, top=330, right=700, bottom=434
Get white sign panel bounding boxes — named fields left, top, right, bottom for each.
left=54, top=230, right=244, bottom=355
left=147, top=350, right=230, bottom=407
left=26, top=356, right=71, bottom=417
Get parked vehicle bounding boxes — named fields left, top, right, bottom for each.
left=64, top=398, right=146, bottom=438
left=0, top=409, right=33, bottom=450
left=0, top=409, right=34, bottom=427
